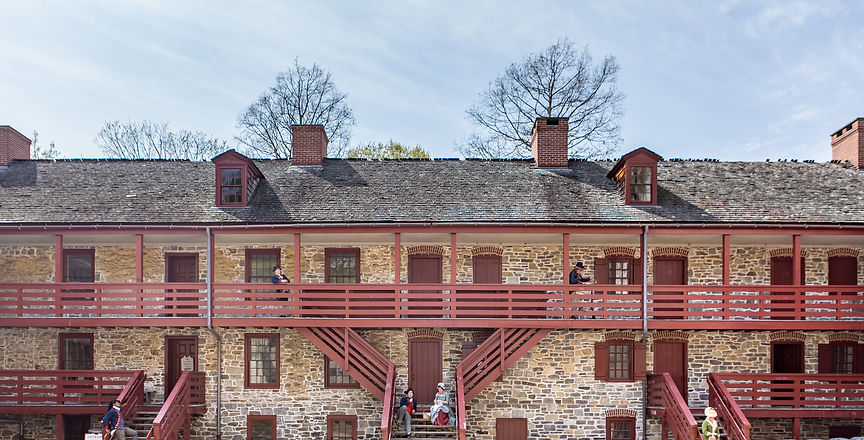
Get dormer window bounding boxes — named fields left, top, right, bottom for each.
left=607, top=147, right=662, bottom=206
left=212, top=150, right=264, bottom=207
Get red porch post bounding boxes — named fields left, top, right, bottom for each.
left=294, top=233, right=301, bottom=283
left=54, top=234, right=63, bottom=282
left=56, top=414, right=64, bottom=440
left=450, top=233, right=457, bottom=284
left=792, top=234, right=802, bottom=283
left=136, top=234, right=144, bottom=282
left=563, top=233, right=570, bottom=281
left=722, top=234, right=730, bottom=285
left=394, top=233, right=401, bottom=284
left=792, top=416, right=800, bottom=440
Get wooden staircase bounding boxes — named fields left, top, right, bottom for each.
left=391, top=409, right=456, bottom=440
left=454, top=328, right=551, bottom=440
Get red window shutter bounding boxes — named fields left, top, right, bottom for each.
left=631, top=258, right=643, bottom=285
left=855, top=344, right=864, bottom=374
left=818, top=344, right=832, bottom=374
left=595, top=342, right=609, bottom=380
left=594, top=258, right=609, bottom=284
left=633, top=342, right=647, bottom=380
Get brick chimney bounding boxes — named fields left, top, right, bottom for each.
left=530, top=117, right=569, bottom=168
left=0, top=126, right=31, bottom=166
left=831, top=118, right=864, bottom=169
left=291, top=125, right=328, bottom=166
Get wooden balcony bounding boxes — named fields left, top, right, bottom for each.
left=0, top=370, right=145, bottom=414
left=0, top=282, right=861, bottom=329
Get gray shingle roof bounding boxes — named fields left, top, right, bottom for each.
left=1, top=158, right=863, bottom=224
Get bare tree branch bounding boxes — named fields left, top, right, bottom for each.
left=95, top=120, right=229, bottom=160
left=461, top=38, right=623, bottom=159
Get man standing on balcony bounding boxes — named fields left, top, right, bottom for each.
left=569, top=262, right=591, bottom=284
left=102, top=399, right=138, bottom=440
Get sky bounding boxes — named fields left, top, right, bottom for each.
left=1, top=0, right=862, bottom=162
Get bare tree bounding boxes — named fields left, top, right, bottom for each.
left=31, top=131, right=60, bottom=159
left=237, top=59, right=356, bottom=159
left=95, top=120, right=229, bottom=160
left=461, top=38, right=623, bottom=159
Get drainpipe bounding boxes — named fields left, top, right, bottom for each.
left=205, top=227, right=222, bottom=439
left=641, top=225, right=649, bottom=440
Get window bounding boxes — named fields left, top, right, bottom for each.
left=629, top=167, right=652, bottom=202
left=819, top=341, right=864, bottom=374
left=220, top=168, right=243, bottom=205
left=606, top=416, right=636, bottom=440
left=327, top=415, right=356, bottom=440
left=609, top=259, right=630, bottom=286
left=325, top=248, right=360, bottom=283
left=324, top=356, right=358, bottom=388
left=247, top=415, right=276, bottom=440
left=63, top=249, right=95, bottom=282
left=245, top=249, right=281, bottom=283
left=245, top=333, right=280, bottom=389
left=58, top=333, right=93, bottom=369
left=595, top=339, right=646, bottom=382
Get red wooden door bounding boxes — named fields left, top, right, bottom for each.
left=829, top=256, right=858, bottom=297
left=653, top=257, right=686, bottom=319
left=63, top=415, right=91, bottom=440
left=770, top=257, right=804, bottom=320
left=408, top=255, right=442, bottom=318
left=496, top=418, right=528, bottom=440
left=463, top=255, right=504, bottom=317
left=408, top=338, right=442, bottom=404
left=771, top=341, right=803, bottom=401
left=166, top=254, right=198, bottom=316
left=653, top=340, right=687, bottom=402
left=165, top=336, right=198, bottom=398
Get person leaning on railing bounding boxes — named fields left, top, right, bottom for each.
left=102, top=399, right=138, bottom=440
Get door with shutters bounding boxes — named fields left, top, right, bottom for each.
left=653, top=340, right=687, bottom=402
left=770, top=257, right=804, bottom=320
left=594, top=257, right=642, bottom=318
left=653, top=257, right=687, bottom=319
left=165, top=336, right=198, bottom=398
left=408, top=255, right=443, bottom=318
left=408, top=338, right=442, bottom=404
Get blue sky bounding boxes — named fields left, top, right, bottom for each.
left=1, top=0, right=862, bottom=161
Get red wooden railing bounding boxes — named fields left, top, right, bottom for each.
left=648, top=373, right=698, bottom=440
left=707, top=373, right=752, bottom=440
left=0, top=282, right=861, bottom=327
left=380, top=365, right=395, bottom=440
left=147, top=371, right=205, bottom=440
left=455, top=371, right=467, bottom=440
left=0, top=370, right=144, bottom=410
left=711, top=373, right=864, bottom=410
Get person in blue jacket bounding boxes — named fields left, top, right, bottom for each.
left=102, top=399, right=138, bottom=439
left=569, top=262, right=591, bottom=284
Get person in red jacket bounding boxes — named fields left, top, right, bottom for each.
left=397, top=388, right=415, bottom=436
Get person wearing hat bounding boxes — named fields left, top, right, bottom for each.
left=702, top=407, right=719, bottom=440
left=271, top=266, right=290, bottom=285
left=569, top=262, right=591, bottom=284
left=429, top=382, right=452, bottom=426
left=397, top=388, right=415, bottom=436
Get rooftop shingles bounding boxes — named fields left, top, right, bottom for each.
left=1, top=158, right=863, bottom=224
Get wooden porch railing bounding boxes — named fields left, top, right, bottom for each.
left=707, top=373, right=752, bottom=440
left=0, top=282, right=861, bottom=328
left=147, top=371, right=205, bottom=440
left=648, top=373, right=698, bottom=440
left=710, top=373, right=864, bottom=411
left=0, top=369, right=144, bottom=411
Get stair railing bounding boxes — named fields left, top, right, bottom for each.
left=380, top=365, right=395, bottom=440
left=455, top=369, right=467, bottom=440
left=652, top=373, right=698, bottom=440
left=147, top=371, right=197, bottom=440
left=707, top=373, right=751, bottom=440
left=116, top=370, right=147, bottom=423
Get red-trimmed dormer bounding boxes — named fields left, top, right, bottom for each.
left=212, top=149, right=263, bottom=207
left=607, top=147, right=662, bottom=206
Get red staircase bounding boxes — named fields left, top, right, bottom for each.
left=145, top=371, right=206, bottom=440
left=454, top=328, right=551, bottom=440
left=296, top=327, right=396, bottom=439
left=648, top=373, right=698, bottom=440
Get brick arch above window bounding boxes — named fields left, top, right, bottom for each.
left=769, top=248, right=808, bottom=258
left=604, top=247, right=636, bottom=258
left=604, top=331, right=638, bottom=342
left=768, top=331, right=806, bottom=343
left=471, top=330, right=494, bottom=342
left=828, top=332, right=862, bottom=343
left=651, top=330, right=690, bottom=342
left=408, top=329, right=444, bottom=340
left=471, top=246, right=503, bottom=256
left=828, top=248, right=861, bottom=258
left=406, top=245, right=445, bottom=256
left=650, top=247, right=689, bottom=259
left=605, top=408, right=637, bottom=418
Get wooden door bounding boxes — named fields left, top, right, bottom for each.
left=653, top=340, right=687, bottom=402
left=408, top=338, right=442, bottom=404
left=166, top=254, right=199, bottom=316
left=770, top=257, right=804, bottom=320
left=165, top=336, right=198, bottom=398
left=462, top=255, right=504, bottom=317
left=408, top=255, right=442, bottom=318
left=496, top=418, right=527, bottom=440
left=653, top=257, right=686, bottom=319
left=829, top=256, right=858, bottom=297
left=771, top=342, right=803, bottom=401
left=62, top=415, right=91, bottom=440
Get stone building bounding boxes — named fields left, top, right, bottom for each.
left=0, top=118, right=862, bottom=440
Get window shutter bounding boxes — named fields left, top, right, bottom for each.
left=817, top=344, right=832, bottom=374
left=594, top=258, right=609, bottom=284
left=633, top=342, right=647, bottom=380
left=595, top=342, right=609, bottom=380
left=855, top=344, right=864, bottom=374
left=632, top=258, right=643, bottom=285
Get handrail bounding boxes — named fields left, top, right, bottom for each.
left=707, top=373, right=751, bottom=440
left=147, top=371, right=201, bottom=440
left=711, top=373, right=864, bottom=409
left=0, top=369, right=143, bottom=408
left=455, top=368, right=467, bottom=440
left=115, top=370, right=146, bottom=422
left=380, top=365, right=395, bottom=440
left=649, top=373, right=698, bottom=440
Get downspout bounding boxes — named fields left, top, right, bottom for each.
left=205, top=227, right=222, bottom=439
left=641, top=225, right=649, bottom=440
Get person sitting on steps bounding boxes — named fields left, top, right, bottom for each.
left=429, top=382, right=453, bottom=426
left=397, top=387, right=415, bottom=436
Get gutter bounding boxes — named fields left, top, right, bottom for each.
left=204, top=227, right=222, bottom=439
left=641, top=225, right=649, bottom=440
